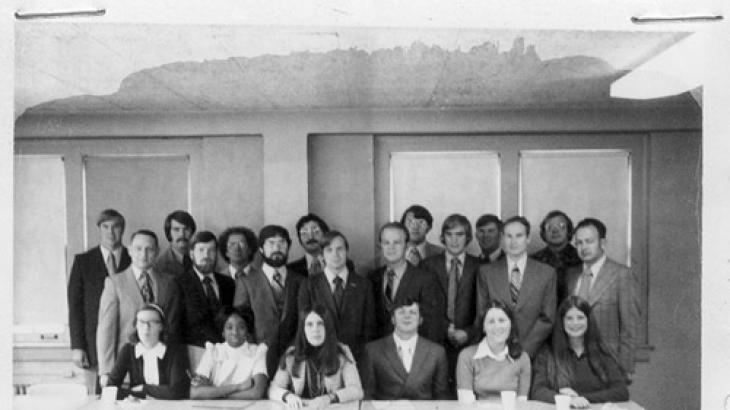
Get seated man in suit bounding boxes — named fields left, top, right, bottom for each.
left=97, top=229, right=182, bottom=386
left=298, top=231, right=376, bottom=365
left=474, top=214, right=504, bottom=264
left=218, top=226, right=258, bottom=280
left=369, top=222, right=446, bottom=344
left=530, top=210, right=582, bottom=304
left=421, top=214, right=480, bottom=395
left=362, top=299, right=449, bottom=400
left=68, top=208, right=131, bottom=393
left=233, top=225, right=305, bottom=377
left=400, top=204, right=444, bottom=266
left=475, top=216, right=556, bottom=358
left=566, top=218, right=640, bottom=376
left=154, top=210, right=196, bottom=276
left=177, top=231, right=236, bottom=349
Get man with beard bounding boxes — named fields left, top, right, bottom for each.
left=288, top=213, right=356, bottom=277
left=176, top=231, right=236, bottom=351
left=233, top=225, right=305, bottom=376
left=530, top=210, right=582, bottom=304
left=154, top=210, right=196, bottom=276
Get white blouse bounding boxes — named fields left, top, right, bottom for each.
left=195, top=342, right=268, bottom=386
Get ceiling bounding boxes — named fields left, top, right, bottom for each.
left=15, top=23, right=694, bottom=119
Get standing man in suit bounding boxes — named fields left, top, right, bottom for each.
left=566, top=218, right=640, bottom=375
left=287, top=213, right=328, bottom=277
left=476, top=216, right=556, bottom=358
left=298, top=231, right=376, bottom=365
left=370, top=222, right=446, bottom=344
left=218, top=226, right=258, bottom=280
left=421, top=214, right=480, bottom=394
left=531, top=210, right=582, bottom=304
left=474, top=214, right=504, bottom=264
left=233, top=225, right=305, bottom=376
left=153, top=210, right=196, bottom=276
left=400, top=204, right=444, bottom=266
left=362, top=299, right=449, bottom=400
left=67, top=209, right=131, bottom=393
left=96, top=229, right=182, bottom=385
left=177, top=231, right=236, bottom=348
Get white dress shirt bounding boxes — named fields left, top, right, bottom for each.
left=324, top=266, right=349, bottom=293
left=100, top=245, right=123, bottom=271
left=262, top=263, right=287, bottom=287
left=393, top=334, right=418, bottom=373
left=506, top=253, right=528, bottom=282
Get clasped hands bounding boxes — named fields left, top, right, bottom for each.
left=558, top=387, right=590, bottom=409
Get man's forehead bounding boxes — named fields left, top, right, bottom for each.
left=503, top=222, right=527, bottom=233
left=264, top=235, right=287, bottom=242
left=100, top=217, right=123, bottom=226
left=194, top=240, right=217, bottom=250
left=382, top=227, right=406, bottom=239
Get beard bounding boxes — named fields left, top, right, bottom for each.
left=194, top=258, right=215, bottom=274
left=263, top=251, right=287, bottom=268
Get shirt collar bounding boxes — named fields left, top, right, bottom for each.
left=131, top=265, right=153, bottom=281
left=324, top=266, right=348, bottom=286
left=393, top=333, right=418, bottom=352
left=585, top=253, right=607, bottom=276
left=387, top=261, right=408, bottom=278
left=489, top=248, right=502, bottom=262
left=445, top=252, right=466, bottom=268
left=135, top=342, right=166, bottom=359
left=304, top=253, right=323, bottom=267
left=194, top=267, right=215, bottom=282
left=100, top=245, right=122, bottom=262
left=415, top=242, right=426, bottom=258
left=473, top=339, right=513, bottom=362
left=507, top=253, right=528, bottom=274
left=262, top=263, right=286, bottom=283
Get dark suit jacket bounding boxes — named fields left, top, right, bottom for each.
left=153, top=246, right=191, bottom=277
left=96, top=267, right=182, bottom=375
left=67, top=246, right=131, bottom=366
left=476, top=257, right=556, bottom=357
left=298, top=271, right=376, bottom=363
left=421, top=253, right=480, bottom=344
left=107, top=343, right=189, bottom=400
left=531, top=244, right=582, bottom=304
left=362, top=335, right=449, bottom=400
left=176, top=269, right=236, bottom=347
left=288, top=256, right=356, bottom=277
left=233, top=265, right=304, bottom=376
left=565, top=258, right=640, bottom=372
left=369, top=263, right=446, bottom=344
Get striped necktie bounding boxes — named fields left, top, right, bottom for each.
left=509, top=266, right=521, bottom=305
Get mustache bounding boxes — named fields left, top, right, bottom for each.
left=306, top=239, right=319, bottom=245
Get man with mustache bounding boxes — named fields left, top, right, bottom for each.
left=153, top=210, right=196, bottom=276
left=234, top=225, right=305, bottom=376
left=530, top=210, right=582, bottom=304
left=176, top=231, right=236, bottom=349
left=287, top=213, right=328, bottom=277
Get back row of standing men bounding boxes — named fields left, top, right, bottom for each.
left=67, top=205, right=640, bottom=394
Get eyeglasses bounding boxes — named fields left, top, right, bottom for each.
left=227, top=241, right=246, bottom=249
left=299, top=228, right=322, bottom=236
left=546, top=223, right=567, bottom=231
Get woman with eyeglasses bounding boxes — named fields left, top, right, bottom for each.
left=531, top=296, right=628, bottom=408
left=104, top=304, right=189, bottom=399
left=269, top=305, right=363, bottom=409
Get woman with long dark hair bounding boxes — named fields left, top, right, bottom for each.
left=268, top=305, right=363, bottom=409
left=531, top=296, right=628, bottom=408
left=456, top=301, right=531, bottom=401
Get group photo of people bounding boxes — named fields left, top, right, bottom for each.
left=68, top=204, right=640, bottom=408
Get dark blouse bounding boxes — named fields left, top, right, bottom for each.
left=531, top=347, right=628, bottom=403
left=107, top=343, right=190, bottom=400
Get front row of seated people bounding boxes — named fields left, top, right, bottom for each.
left=104, top=295, right=628, bottom=408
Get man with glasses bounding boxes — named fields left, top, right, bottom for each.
left=530, top=210, right=581, bottom=304
left=288, top=213, right=354, bottom=276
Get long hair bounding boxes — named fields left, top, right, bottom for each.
left=284, top=305, right=349, bottom=377
left=549, top=296, right=625, bottom=387
left=481, top=300, right=523, bottom=360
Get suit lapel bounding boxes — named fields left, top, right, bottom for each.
left=432, top=255, right=449, bottom=296
left=340, top=274, right=361, bottom=316
left=91, top=247, right=109, bottom=279
left=251, top=268, right=279, bottom=317
left=492, top=260, right=512, bottom=305
left=458, top=256, right=477, bottom=295
left=395, top=264, right=418, bottom=300
left=315, top=274, right=339, bottom=318
left=122, top=268, right=145, bottom=306
left=383, top=337, right=408, bottom=381
left=588, top=260, right=618, bottom=306
left=516, top=259, right=538, bottom=310
left=405, top=337, right=428, bottom=385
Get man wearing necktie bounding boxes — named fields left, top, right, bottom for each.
left=233, top=225, right=305, bottom=377
left=298, top=231, right=376, bottom=367
left=565, top=218, right=640, bottom=376
left=475, top=216, right=556, bottom=358
left=153, top=210, right=196, bottom=277
left=422, top=214, right=481, bottom=396
left=474, top=214, right=505, bottom=265
left=369, top=222, right=446, bottom=345
left=218, top=226, right=258, bottom=280
left=68, top=209, right=132, bottom=393
left=176, top=231, right=235, bottom=351
left=400, top=204, right=444, bottom=266
left=97, top=229, right=182, bottom=385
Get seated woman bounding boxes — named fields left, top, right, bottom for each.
left=456, top=301, right=531, bottom=402
left=105, top=304, right=189, bottom=399
left=531, top=296, right=629, bottom=408
left=190, top=307, right=268, bottom=399
left=269, top=305, right=363, bottom=409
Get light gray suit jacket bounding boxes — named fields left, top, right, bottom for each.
left=565, top=257, right=641, bottom=372
left=96, top=266, right=182, bottom=374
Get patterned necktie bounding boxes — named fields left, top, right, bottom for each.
left=333, top=276, right=344, bottom=310
left=139, top=270, right=154, bottom=303
left=105, top=252, right=117, bottom=275
left=309, top=258, right=323, bottom=276
left=202, top=276, right=220, bottom=310
left=406, top=247, right=421, bottom=266
left=576, top=267, right=594, bottom=301
left=447, top=258, right=460, bottom=323
left=271, top=271, right=285, bottom=312
left=509, top=266, right=521, bottom=305
left=384, top=269, right=396, bottom=303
